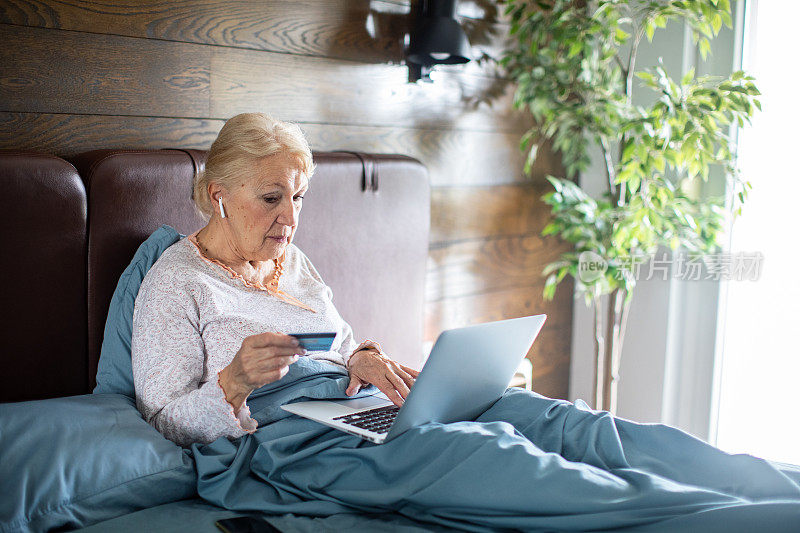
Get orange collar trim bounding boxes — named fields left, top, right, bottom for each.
left=187, top=230, right=317, bottom=313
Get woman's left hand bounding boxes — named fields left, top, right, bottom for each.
left=345, top=350, right=420, bottom=407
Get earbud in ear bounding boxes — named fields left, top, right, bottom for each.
left=218, top=197, right=226, bottom=219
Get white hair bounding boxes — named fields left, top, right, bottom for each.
left=192, top=113, right=315, bottom=221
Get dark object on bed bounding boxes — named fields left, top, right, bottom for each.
left=215, top=516, right=282, bottom=533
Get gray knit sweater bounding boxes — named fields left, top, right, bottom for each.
left=131, top=234, right=367, bottom=447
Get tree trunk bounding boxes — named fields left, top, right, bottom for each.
left=592, top=297, right=606, bottom=410
left=602, top=288, right=624, bottom=412
left=593, top=287, right=631, bottom=413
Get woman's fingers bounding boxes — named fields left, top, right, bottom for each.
left=346, top=375, right=364, bottom=396
left=248, top=331, right=299, bottom=349
left=392, top=365, right=416, bottom=390
left=231, top=332, right=307, bottom=391
left=261, top=353, right=300, bottom=371
left=385, top=370, right=411, bottom=400
left=399, top=363, right=420, bottom=378
left=387, top=363, right=414, bottom=392
left=346, top=351, right=422, bottom=406
left=385, top=360, right=416, bottom=390
left=376, top=378, right=405, bottom=407
left=243, top=348, right=300, bottom=372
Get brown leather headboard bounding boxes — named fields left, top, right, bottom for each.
left=0, top=153, right=88, bottom=401
left=0, top=149, right=429, bottom=402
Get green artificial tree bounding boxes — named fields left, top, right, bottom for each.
left=499, top=0, right=760, bottom=411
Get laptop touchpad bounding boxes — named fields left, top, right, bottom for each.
left=331, top=392, right=391, bottom=409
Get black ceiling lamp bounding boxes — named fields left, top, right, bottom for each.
left=405, top=0, right=471, bottom=82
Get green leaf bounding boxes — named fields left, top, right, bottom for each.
left=519, top=129, right=536, bottom=152
left=546, top=175, right=563, bottom=192
left=654, top=155, right=666, bottom=173
left=543, top=274, right=557, bottom=301
left=681, top=67, right=695, bottom=86
left=542, top=222, right=560, bottom=236
left=543, top=261, right=566, bottom=276
left=712, top=14, right=722, bottom=34
left=523, top=144, right=539, bottom=175
left=699, top=38, right=711, bottom=60
left=636, top=71, right=657, bottom=85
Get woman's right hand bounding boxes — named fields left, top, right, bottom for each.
left=218, top=332, right=305, bottom=412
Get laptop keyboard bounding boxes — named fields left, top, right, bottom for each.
left=332, top=404, right=400, bottom=434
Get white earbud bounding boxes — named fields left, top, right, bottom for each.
left=218, top=197, right=226, bottom=219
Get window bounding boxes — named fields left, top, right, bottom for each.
left=713, top=0, right=800, bottom=466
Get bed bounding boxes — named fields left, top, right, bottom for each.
left=2, top=149, right=799, bottom=533
left=0, top=148, right=435, bottom=532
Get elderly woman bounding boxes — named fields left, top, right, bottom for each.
left=131, top=113, right=800, bottom=531
left=132, top=113, right=417, bottom=447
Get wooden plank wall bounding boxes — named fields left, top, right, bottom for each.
left=0, top=0, right=573, bottom=398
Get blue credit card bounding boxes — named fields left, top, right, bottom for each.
left=289, top=332, right=336, bottom=352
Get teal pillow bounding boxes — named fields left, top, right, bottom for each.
left=94, top=225, right=184, bottom=397
left=0, top=394, right=196, bottom=532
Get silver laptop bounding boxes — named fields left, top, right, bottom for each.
left=281, top=314, right=546, bottom=444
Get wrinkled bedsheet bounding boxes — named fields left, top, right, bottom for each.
left=190, top=358, right=800, bottom=532
left=75, top=498, right=453, bottom=533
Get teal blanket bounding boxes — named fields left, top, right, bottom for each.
left=191, top=359, right=800, bottom=532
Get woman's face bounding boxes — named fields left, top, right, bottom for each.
left=215, top=153, right=309, bottom=262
